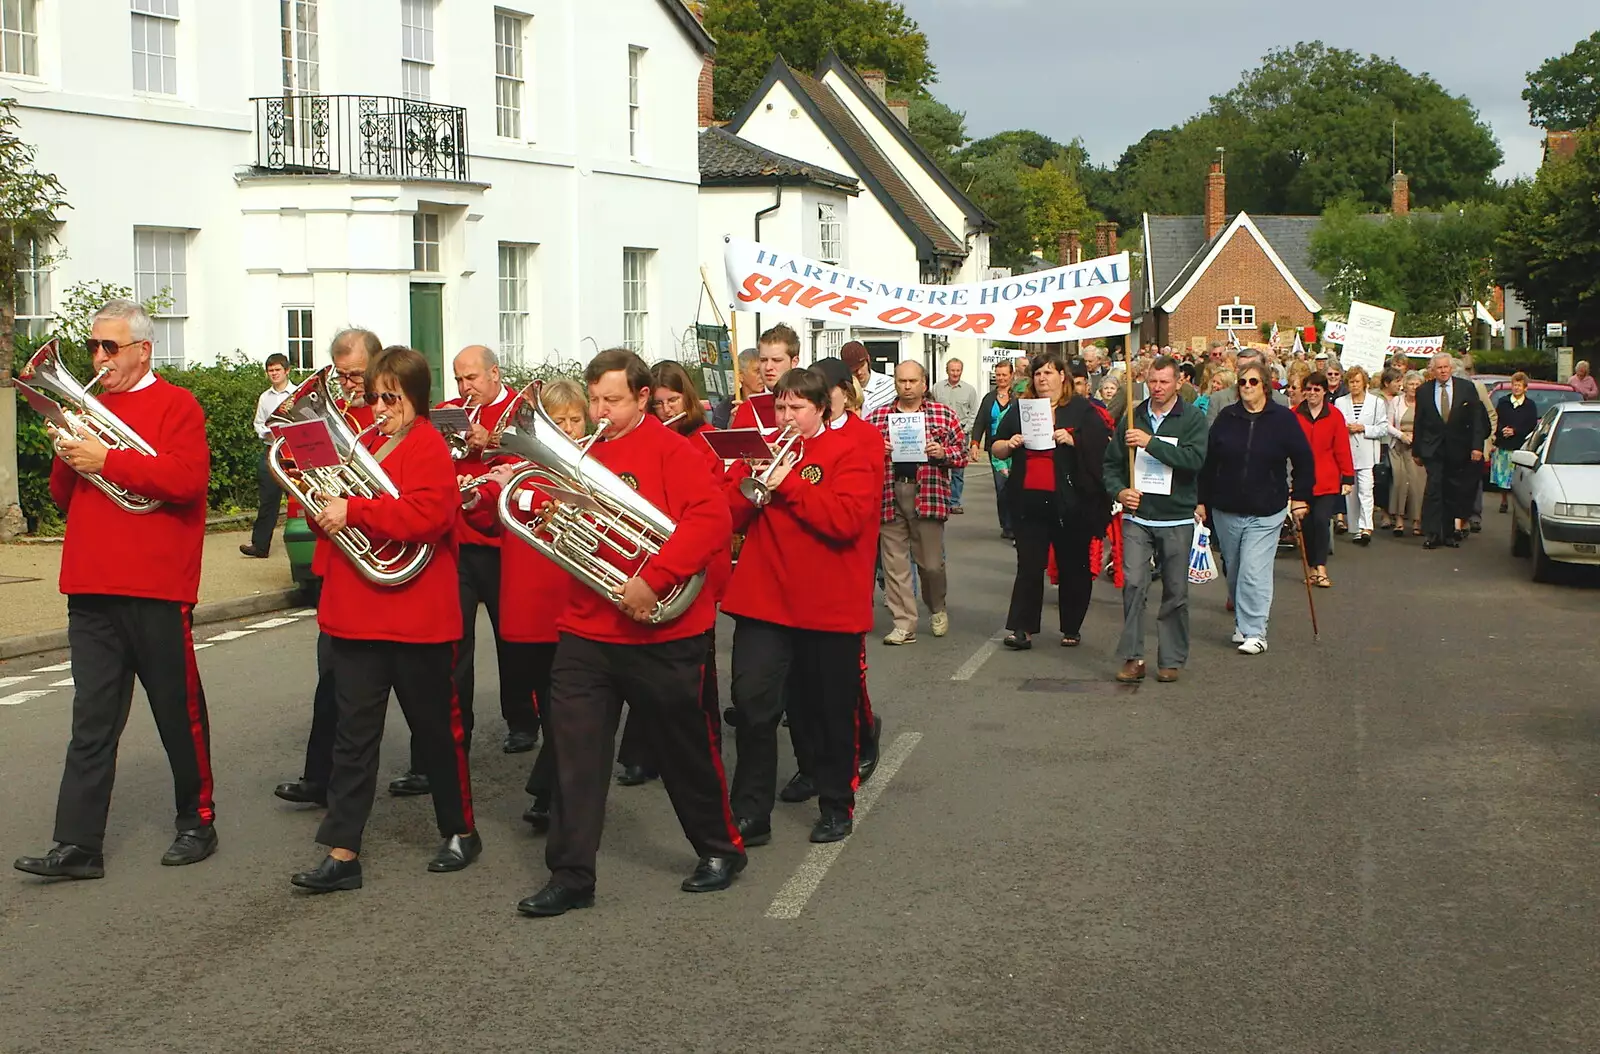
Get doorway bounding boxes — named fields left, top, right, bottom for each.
left=409, top=283, right=444, bottom=404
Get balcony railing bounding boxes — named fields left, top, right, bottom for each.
left=251, top=95, right=471, bottom=182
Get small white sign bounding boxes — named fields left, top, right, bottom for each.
left=1019, top=398, right=1056, bottom=450
left=887, top=412, right=928, bottom=462
left=1134, top=438, right=1176, bottom=496
left=1340, top=301, right=1396, bottom=374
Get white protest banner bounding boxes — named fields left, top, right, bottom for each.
left=1322, top=320, right=1444, bottom=358
left=887, top=413, right=928, bottom=462
left=724, top=236, right=1132, bottom=342
left=1337, top=301, right=1396, bottom=374
left=1018, top=399, right=1055, bottom=450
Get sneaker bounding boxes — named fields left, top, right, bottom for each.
left=930, top=612, right=949, bottom=637
left=1230, top=630, right=1245, bottom=645
left=882, top=627, right=917, bottom=645
left=1237, top=637, right=1268, bottom=655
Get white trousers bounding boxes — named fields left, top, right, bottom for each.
left=1345, top=466, right=1374, bottom=533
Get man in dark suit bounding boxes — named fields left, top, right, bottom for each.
left=1412, top=353, right=1489, bottom=549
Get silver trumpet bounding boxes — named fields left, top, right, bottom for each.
left=266, top=367, right=433, bottom=586
left=16, top=338, right=163, bottom=514
left=738, top=427, right=805, bottom=508
left=447, top=398, right=483, bottom=460
left=489, top=383, right=704, bottom=624
left=456, top=382, right=537, bottom=495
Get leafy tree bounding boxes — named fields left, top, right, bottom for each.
left=1018, top=161, right=1094, bottom=259
left=1498, top=130, right=1600, bottom=353
left=1522, top=31, right=1600, bottom=131
left=901, top=91, right=966, bottom=174
left=1, top=97, right=69, bottom=540
left=1111, top=42, right=1501, bottom=220
left=703, top=0, right=934, bottom=121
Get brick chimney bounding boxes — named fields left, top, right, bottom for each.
left=1059, top=230, right=1081, bottom=265
left=860, top=69, right=887, bottom=102
left=886, top=98, right=910, bottom=127
left=1546, top=129, right=1579, bottom=160
left=1391, top=171, right=1410, bottom=216
left=1093, top=221, right=1119, bottom=259
left=687, top=2, right=716, bottom=127
left=1203, top=160, right=1227, bottom=240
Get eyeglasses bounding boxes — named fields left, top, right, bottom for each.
left=335, top=368, right=365, bottom=383
left=85, top=339, right=144, bottom=355
left=367, top=391, right=403, bottom=406
left=1305, top=386, right=1326, bottom=394
left=1238, top=377, right=1263, bottom=388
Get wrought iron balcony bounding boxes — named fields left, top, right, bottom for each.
left=251, top=95, right=471, bottom=182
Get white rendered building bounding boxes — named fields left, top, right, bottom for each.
left=3, top=0, right=713, bottom=396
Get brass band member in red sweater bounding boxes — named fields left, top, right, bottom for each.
left=725, top=368, right=882, bottom=845
left=16, top=299, right=217, bottom=880
left=290, top=346, right=479, bottom=893
left=517, top=349, right=741, bottom=918
left=274, top=328, right=380, bottom=809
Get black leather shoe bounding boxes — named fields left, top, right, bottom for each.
left=503, top=730, right=538, bottom=754
left=274, top=779, right=327, bottom=806
left=388, top=772, right=431, bottom=797
left=681, top=854, right=745, bottom=893
left=778, top=772, right=817, bottom=803
left=1445, top=536, right=1461, bottom=548
left=517, top=882, right=594, bottom=917
left=858, top=717, right=884, bottom=784
left=616, top=765, right=658, bottom=787
left=1423, top=536, right=1442, bottom=550
left=809, top=813, right=854, bottom=843
left=522, top=795, right=550, bottom=832
left=290, top=854, right=362, bottom=893
left=735, top=816, right=771, bottom=847
left=161, top=826, right=218, bottom=867
left=13, top=843, right=104, bottom=880
left=427, top=831, right=482, bottom=873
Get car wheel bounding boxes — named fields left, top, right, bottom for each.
left=1531, top=514, right=1557, bottom=583
left=1510, top=508, right=1530, bottom=557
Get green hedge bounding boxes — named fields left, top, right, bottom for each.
left=1469, top=347, right=1559, bottom=380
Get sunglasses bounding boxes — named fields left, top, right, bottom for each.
left=1305, top=386, right=1326, bottom=394
left=1238, top=377, right=1263, bottom=388
left=85, top=339, right=144, bottom=355
left=367, top=391, right=403, bottom=406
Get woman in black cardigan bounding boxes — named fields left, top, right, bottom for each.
left=1492, top=372, right=1541, bottom=512
left=988, top=351, right=1112, bottom=648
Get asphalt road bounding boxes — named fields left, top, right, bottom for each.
left=2, top=488, right=1598, bottom=1054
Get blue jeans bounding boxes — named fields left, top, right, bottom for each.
left=991, top=466, right=1012, bottom=532
left=1211, top=510, right=1283, bottom=641
left=951, top=466, right=965, bottom=508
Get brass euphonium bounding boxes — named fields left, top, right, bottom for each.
left=266, top=367, right=433, bottom=587
left=15, top=338, right=163, bottom=514
left=489, top=383, right=704, bottom=624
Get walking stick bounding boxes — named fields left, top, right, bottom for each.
left=1291, top=511, right=1320, bottom=642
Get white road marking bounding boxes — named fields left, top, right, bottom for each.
left=192, top=643, right=214, bottom=651
left=33, top=661, right=72, bottom=673
left=50, top=678, right=73, bottom=687
left=0, top=690, right=53, bottom=706
left=285, top=609, right=316, bottom=618
left=0, top=676, right=33, bottom=689
left=950, top=634, right=1004, bottom=681
left=247, top=617, right=298, bottom=629
left=764, top=731, right=923, bottom=920
left=206, top=630, right=255, bottom=642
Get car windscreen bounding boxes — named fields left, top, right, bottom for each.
left=1527, top=389, right=1581, bottom=415
left=1546, top=415, right=1600, bottom=465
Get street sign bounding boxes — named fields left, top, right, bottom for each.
left=1546, top=322, right=1566, bottom=339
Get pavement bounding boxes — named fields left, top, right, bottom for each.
left=0, top=528, right=298, bottom=657
left=1, top=485, right=1598, bottom=1054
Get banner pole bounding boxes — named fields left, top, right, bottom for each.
left=1125, top=334, right=1136, bottom=480
left=730, top=313, right=742, bottom=403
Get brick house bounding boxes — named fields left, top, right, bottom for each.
left=1133, top=163, right=1353, bottom=350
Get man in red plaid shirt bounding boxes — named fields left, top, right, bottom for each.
left=866, top=361, right=969, bottom=644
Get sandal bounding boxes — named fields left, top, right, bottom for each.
left=1313, top=573, right=1332, bottom=588
left=1393, top=526, right=1405, bottom=538
left=1411, top=527, right=1423, bottom=537
left=1002, top=632, right=1032, bottom=651
left=1060, top=634, right=1081, bottom=647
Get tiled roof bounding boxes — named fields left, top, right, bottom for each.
left=1139, top=213, right=1331, bottom=316
left=781, top=64, right=968, bottom=260
left=656, top=0, right=714, bottom=56
left=698, top=126, right=859, bottom=192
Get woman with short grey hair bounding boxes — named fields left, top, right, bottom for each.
left=1386, top=370, right=1426, bottom=537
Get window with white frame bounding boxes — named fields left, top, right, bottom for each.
left=494, top=11, right=524, bottom=139
left=1, top=0, right=39, bottom=76
left=820, top=328, right=845, bottom=359
left=498, top=243, right=531, bottom=365
left=1217, top=301, right=1255, bottom=330
left=412, top=211, right=440, bottom=272
left=400, top=0, right=434, bottom=101
left=280, top=0, right=318, bottom=92
left=622, top=248, right=651, bottom=353
left=627, top=46, right=644, bottom=160
left=285, top=307, right=314, bottom=369
left=818, top=203, right=842, bottom=264
left=131, top=0, right=179, bottom=95
left=14, top=234, right=52, bottom=338
left=134, top=228, right=190, bottom=368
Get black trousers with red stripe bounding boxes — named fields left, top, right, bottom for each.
left=790, top=641, right=875, bottom=779
left=54, top=594, right=215, bottom=852
left=502, top=641, right=557, bottom=799
left=544, top=632, right=742, bottom=892
left=616, top=629, right=721, bottom=769
left=729, top=617, right=861, bottom=826
left=318, top=637, right=474, bottom=854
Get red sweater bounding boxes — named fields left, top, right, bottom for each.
left=310, top=403, right=376, bottom=580
left=1295, top=403, right=1357, bottom=497
left=51, top=376, right=210, bottom=604
left=723, top=424, right=882, bottom=633
left=442, top=388, right=521, bottom=548
left=316, top=422, right=462, bottom=643
left=555, top=415, right=731, bottom=644
left=462, top=477, right=569, bottom=644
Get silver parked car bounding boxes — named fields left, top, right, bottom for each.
left=1508, top=402, right=1600, bottom=581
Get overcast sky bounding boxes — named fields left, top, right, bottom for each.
left=897, top=0, right=1595, bottom=181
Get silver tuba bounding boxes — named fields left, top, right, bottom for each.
left=490, top=383, right=704, bottom=624
left=266, top=367, right=433, bottom=587
left=15, top=338, right=163, bottom=514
